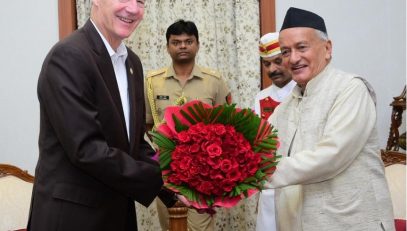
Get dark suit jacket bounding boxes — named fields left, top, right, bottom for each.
left=28, top=20, right=174, bottom=231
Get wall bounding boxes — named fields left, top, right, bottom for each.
left=275, top=0, right=406, bottom=148
left=0, top=1, right=58, bottom=174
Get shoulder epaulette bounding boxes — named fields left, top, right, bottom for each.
left=200, top=66, right=221, bottom=79
left=146, top=67, right=167, bottom=78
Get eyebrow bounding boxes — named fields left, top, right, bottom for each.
left=170, top=38, right=194, bottom=42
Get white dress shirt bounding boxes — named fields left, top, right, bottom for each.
left=91, top=20, right=130, bottom=140
left=254, top=80, right=296, bottom=116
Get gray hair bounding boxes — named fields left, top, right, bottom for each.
left=315, top=29, right=329, bottom=41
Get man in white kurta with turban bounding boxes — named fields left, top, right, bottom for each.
left=254, top=32, right=295, bottom=231
left=265, top=7, right=395, bottom=231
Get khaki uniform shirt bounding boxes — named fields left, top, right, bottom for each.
left=145, top=65, right=230, bottom=126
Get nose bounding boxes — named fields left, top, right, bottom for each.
left=125, top=0, right=143, bottom=13
left=179, top=41, right=187, bottom=48
left=266, top=64, right=277, bottom=73
left=289, top=50, right=301, bottom=64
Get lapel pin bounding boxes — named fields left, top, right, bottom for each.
left=130, top=68, right=133, bottom=75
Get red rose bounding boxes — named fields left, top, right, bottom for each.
left=235, top=152, right=247, bottom=164
left=206, top=143, right=222, bottom=158
left=207, top=157, right=221, bottom=169
left=177, top=131, right=191, bottom=143
left=212, top=124, right=226, bottom=135
left=188, top=165, right=200, bottom=176
left=226, top=165, right=242, bottom=181
left=210, top=172, right=224, bottom=181
left=246, top=159, right=260, bottom=175
left=171, top=149, right=183, bottom=161
left=200, top=141, right=210, bottom=152
left=209, top=169, right=223, bottom=180
left=170, top=160, right=180, bottom=170
left=225, top=125, right=236, bottom=135
left=234, top=133, right=245, bottom=144
left=198, top=164, right=210, bottom=176
left=211, top=187, right=224, bottom=196
left=220, top=179, right=235, bottom=192
left=178, top=156, right=192, bottom=170
left=151, top=100, right=280, bottom=209
left=189, top=143, right=201, bottom=153
left=220, top=159, right=232, bottom=172
left=189, top=180, right=200, bottom=188
left=197, top=181, right=215, bottom=195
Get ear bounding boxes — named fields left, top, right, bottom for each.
left=325, top=40, right=332, bottom=60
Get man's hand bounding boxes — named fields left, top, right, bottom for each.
left=175, top=194, right=216, bottom=215
left=176, top=194, right=191, bottom=207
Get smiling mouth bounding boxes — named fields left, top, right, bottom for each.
left=118, top=16, right=134, bottom=24
left=292, top=65, right=306, bottom=72
left=269, top=72, right=283, bottom=79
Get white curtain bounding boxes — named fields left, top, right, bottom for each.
left=77, top=1, right=261, bottom=230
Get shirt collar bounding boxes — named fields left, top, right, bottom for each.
left=271, top=80, right=296, bottom=92
left=165, top=64, right=204, bottom=79
left=292, top=63, right=332, bottom=98
left=90, top=19, right=128, bottom=61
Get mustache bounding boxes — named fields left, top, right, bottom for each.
left=268, top=71, right=283, bottom=78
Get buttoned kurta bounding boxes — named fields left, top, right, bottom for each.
left=266, top=65, right=395, bottom=231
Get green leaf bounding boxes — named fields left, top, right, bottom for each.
left=256, top=142, right=276, bottom=150
left=187, top=106, right=203, bottom=123
left=243, top=176, right=257, bottom=183
left=159, top=151, right=172, bottom=169
left=233, top=186, right=241, bottom=196
left=149, top=132, right=175, bottom=149
left=193, top=102, right=207, bottom=120
left=206, top=196, right=214, bottom=207
left=260, top=162, right=279, bottom=171
left=229, top=183, right=258, bottom=198
left=168, top=184, right=199, bottom=202
left=237, top=183, right=257, bottom=192
left=255, top=170, right=266, bottom=179
left=173, top=114, right=189, bottom=132
left=261, top=139, right=278, bottom=146
left=180, top=109, right=198, bottom=125
left=209, top=106, right=223, bottom=123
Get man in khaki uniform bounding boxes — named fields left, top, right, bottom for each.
left=145, top=19, right=231, bottom=231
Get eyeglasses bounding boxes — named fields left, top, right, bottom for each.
left=118, top=0, right=145, bottom=8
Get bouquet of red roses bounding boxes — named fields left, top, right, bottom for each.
left=150, top=100, right=279, bottom=209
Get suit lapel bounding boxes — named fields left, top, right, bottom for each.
left=83, top=20, right=129, bottom=145
left=126, top=59, right=137, bottom=155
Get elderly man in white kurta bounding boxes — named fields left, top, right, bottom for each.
left=254, top=32, right=295, bottom=231
left=265, top=7, right=395, bottom=231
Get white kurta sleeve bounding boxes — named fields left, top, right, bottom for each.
left=266, top=78, right=377, bottom=188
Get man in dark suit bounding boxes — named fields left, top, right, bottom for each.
left=27, top=1, right=175, bottom=230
